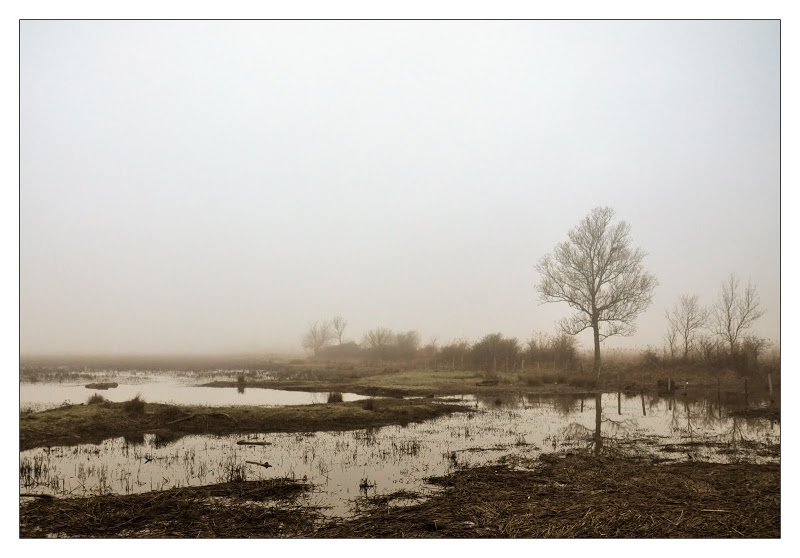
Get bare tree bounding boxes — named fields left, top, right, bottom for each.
left=663, top=327, right=678, bottom=360
left=362, top=327, right=394, bottom=351
left=536, top=207, right=658, bottom=377
left=665, top=294, right=707, bottom=360
left=395, top=330, right=421, bottom=359
left=301, top=320, right=334, bottom=356
left=361, top=327, right=395, bottom=361
left=331, top=315, right=348, bottom=345
left=741, top=335, right=770, bottom=370
left=711, top=274, right=765, bottom=355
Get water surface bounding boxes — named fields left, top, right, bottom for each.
left=20, top=391, right=779, bottom=517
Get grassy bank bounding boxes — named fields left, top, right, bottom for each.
left=20, top=453, right=780, bottom=538
left=19, top=398, right=470, bottom=451
left=202, top=363, right=779, bottom=400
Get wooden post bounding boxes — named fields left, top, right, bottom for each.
left=521, top=359, right=525, bottom=373
left=581, top=397, right=584, bottom=412
left=617, top=373, right=621, bottom=415
left=641, top=392, right=646, bottom=417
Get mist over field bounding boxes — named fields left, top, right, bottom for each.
left=20, top=20, right=779, bottom=356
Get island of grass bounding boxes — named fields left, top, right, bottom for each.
left=19, top=396, right=472, bottom=451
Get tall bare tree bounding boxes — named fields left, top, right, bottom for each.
left=665, top=294, right=707, bottom=360
left=536, top=207, right=658, bottom=377
left=301, top=320, right=334, bottom=356
left=711, top=274, right=765, bottom=355
left=331, top=315, right=348, bottom=345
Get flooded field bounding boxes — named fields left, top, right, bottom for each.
left=20, top=375, right=368, bottom=412
left=20, top=390, right=779, bottom=517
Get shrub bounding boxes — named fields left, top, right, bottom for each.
left=122, top=395, right=146, bottom=415
left=360, top=398, right=380, bottom=411
left=567, top=376, right=598, bottom=389
left=87, top=393, right=107, bottom=405
left=327, top=391, right=344, bottom=403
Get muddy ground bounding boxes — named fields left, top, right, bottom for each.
left=20, top=452, right=780, bottom=538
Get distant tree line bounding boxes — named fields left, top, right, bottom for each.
left=301, top=317, right=578, bottom=373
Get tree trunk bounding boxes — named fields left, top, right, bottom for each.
left=592, top=321, right=601, bottom=379
left=594, top=392, right=603, bottom=456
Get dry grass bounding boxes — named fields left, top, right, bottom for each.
left=86, top=393, right=107, bottom=405
left=23, top=454, right=778, bottom=538
left=20, top=478, right=318, bottom=538
left=318, top=454, right=780, bottom=538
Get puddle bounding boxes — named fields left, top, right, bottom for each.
left=19, top=376, right=369, bottom=412
left=19, top=391, right=779, bottom=517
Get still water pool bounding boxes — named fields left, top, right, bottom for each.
left=20, top=377, right=368, bottom=411
left=20, top=390, right=779, bottom=517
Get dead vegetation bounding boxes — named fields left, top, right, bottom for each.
left=318, top=453, right=780, bottom=538
left=19, top=453, right=779, bottom=538
left=20, top=478, right=319, bottom=538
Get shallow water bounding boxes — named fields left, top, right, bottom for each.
left=19, top=376, right=368, bottom=412
left=19, top=390, right=780, bottom=517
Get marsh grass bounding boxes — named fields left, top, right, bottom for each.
left=20, top=398, right=467, bottom=451
left=87, top=393, right=108, bottom=405
left=327, top=391, right=344, bottom=403
left=122, top=395, right=146, bottom=415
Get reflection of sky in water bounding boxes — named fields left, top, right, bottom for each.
left=19, top=378, right=368, bottom=411
left=20, top=392, right=780, bottom=517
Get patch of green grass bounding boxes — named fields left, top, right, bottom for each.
left=20, top=398, right=470, bottom=451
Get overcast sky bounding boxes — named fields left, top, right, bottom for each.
left=19, top=20, right=780, bottom=355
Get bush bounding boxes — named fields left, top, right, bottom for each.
left=87, top=393, right=107, bottom=405
left=327, top=391, right=344, bottom=403
left=360, top=398, right=380, bottom=411
left=567, top=376, right=598, bottom=389
left=122, top=395, right=146, bottom=415
left=525, top=376, right=542, bottom=386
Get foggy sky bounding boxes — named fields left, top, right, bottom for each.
left=20, top=20, right=780, bottom=355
